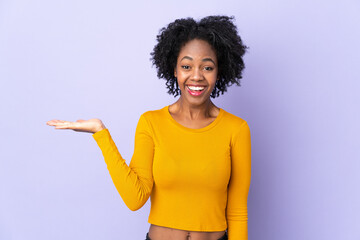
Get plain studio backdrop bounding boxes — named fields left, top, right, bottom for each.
left=0, top=0, right=359, bottom=239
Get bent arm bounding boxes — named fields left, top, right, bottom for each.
left=226, top=121, right=252, bottom=240
left=92, top=114, right=154, bottom=211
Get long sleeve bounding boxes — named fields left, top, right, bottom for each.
left=92, top=114, right=155, bottom=211
left=227, top=121, right=252, bottom=240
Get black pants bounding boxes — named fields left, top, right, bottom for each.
left=145, top=231, right=228, bottom=240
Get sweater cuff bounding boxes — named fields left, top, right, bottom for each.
left=92, top=128, right=109, bottom=140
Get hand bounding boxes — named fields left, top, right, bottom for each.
left=46, top=118, right=106, bottom=134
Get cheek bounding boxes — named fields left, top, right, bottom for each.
left=176, top=72, right=188, bottom=83
left=206, top=72, right=218, bottom=83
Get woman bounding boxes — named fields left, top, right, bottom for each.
left=47, top=15, right=251, bottom=240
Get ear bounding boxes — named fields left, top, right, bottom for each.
left=174, top=69, right=177, bottom=78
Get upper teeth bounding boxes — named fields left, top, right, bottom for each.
left=188, top=86, right=205, bottom=91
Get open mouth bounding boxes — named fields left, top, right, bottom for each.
left=186, top=85, right=206, bottom=96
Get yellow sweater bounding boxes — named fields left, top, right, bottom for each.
left=92, top=105, right=251, bottom=240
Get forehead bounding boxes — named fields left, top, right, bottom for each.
left=178, top=39, right=217, bottom=60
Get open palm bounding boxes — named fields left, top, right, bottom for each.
left=46, top=118, right=105, bottom=133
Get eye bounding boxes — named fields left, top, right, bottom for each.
left=204, top=66, right=213, bottom=71
left=181, top=65, right=190, bottom=70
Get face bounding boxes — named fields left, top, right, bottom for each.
left=174, top=38, right=218, bottom=105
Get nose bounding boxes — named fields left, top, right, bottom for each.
left=191, top=68, right=204, bottom=81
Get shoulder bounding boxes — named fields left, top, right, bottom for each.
left=222, top=110, right=251, bottom=146
left=140, top=106, right=167, bottom=123
left=135, top=107, right=166, bottom=135
left=221, top=108, right=249, bottom=129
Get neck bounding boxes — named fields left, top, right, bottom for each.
left=173, top=97, right=215, bottom=119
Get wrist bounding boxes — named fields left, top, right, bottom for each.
left=94, top=124, right=106, bottom=133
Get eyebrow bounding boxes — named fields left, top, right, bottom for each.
left=180, top=56, right=216, bottom=65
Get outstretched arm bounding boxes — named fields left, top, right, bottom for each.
left=92, top=114, right=154, bottom=211
left=226, top=121, right=252, bottom=240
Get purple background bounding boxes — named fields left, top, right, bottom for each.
left=1, top=0, right=359, bottom=239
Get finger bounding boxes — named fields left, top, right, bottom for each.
left=54, top=122, right=74, bottom=129
left=47, top=121, right=59, bottom=126
left=47, top=120, right=57, bottom=125
left=52, top=121, right=73, bottom=128
left=47, top=120, right=66, bottom=125
left=54, top=120, right=66, bottom=123
left=49, top=121, right=67, bottom=126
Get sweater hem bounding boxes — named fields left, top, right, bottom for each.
left=148, top=219, right=227, bottom=232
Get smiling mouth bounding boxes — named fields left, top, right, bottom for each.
left=186, top=85, right=206, bottom=96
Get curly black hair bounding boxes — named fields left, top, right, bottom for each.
left=150, top=15, right=248, bottom=98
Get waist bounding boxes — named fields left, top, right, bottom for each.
left=148, top=224, right=227, bottom=240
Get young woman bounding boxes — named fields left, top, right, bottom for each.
left=47, top=15, right=251, bottom=240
